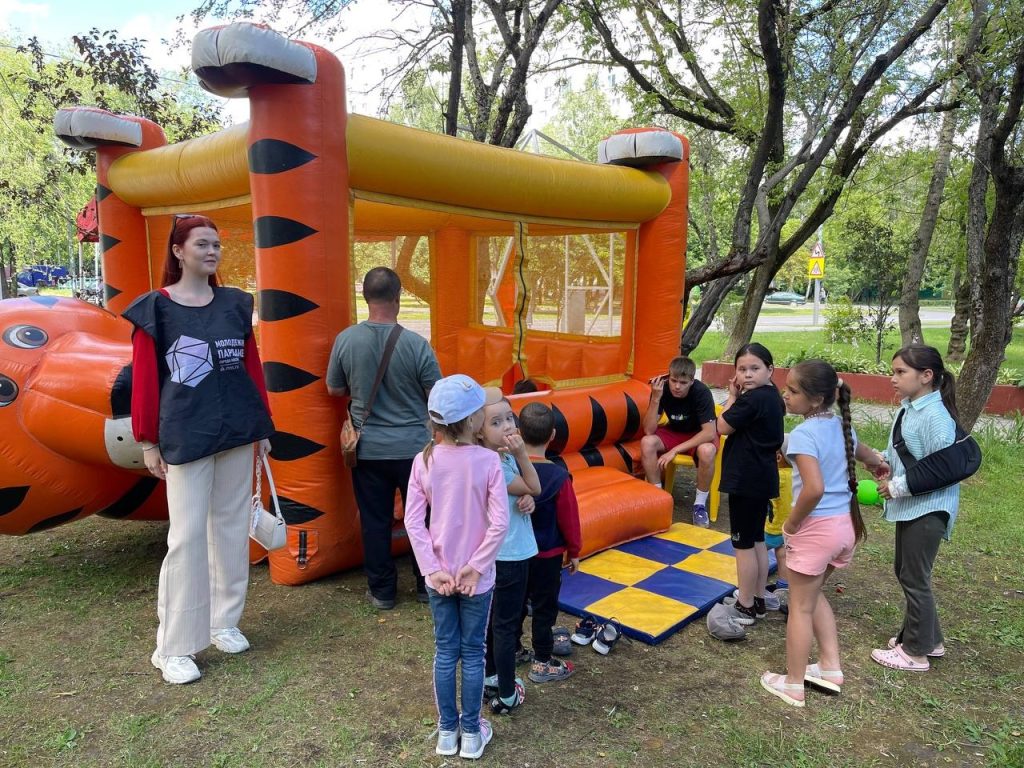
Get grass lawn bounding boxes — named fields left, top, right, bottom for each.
left=1, top=419, right=1022, bottom=767
left=689, top=326, right=1024, bottom=375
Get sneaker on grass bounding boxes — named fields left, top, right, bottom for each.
left=489, top=679, right=526, bottom=714
left=459, top=719, right=493, bottom=760
left=724, top=589, right=779, bottom=613
left=435, top=725, right=460, bottom=756
left=210, top=627, right=250, bottom=654
left=528, top=657, right=575, bottom=683
left=151, top=651, right=200, bottom=684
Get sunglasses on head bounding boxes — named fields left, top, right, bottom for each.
left=170, top=213, right=201, bottom=236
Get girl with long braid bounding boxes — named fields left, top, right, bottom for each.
left=760, top=360, right=874, bottom=706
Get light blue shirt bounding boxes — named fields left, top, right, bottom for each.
left=884, top=390, right=960, bottom=539
left=786, top=416, right=857, bottom=518
left=497, top=453, right=539, bottom=562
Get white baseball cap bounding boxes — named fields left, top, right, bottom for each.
left=428, top=374, right=486, bottom=425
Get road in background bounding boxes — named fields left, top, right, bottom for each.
left=754, top=307, right=953, bottom=332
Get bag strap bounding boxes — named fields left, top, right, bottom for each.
left=892, top=408, right=918, bottom=469
left=360, top=324, right=403, bottom=425
left=257, top=452, right=283, bottom=521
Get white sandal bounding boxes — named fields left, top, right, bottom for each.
left=804, top=663, right=843, bottom=694
left=760, top=671, right=805, bottom=707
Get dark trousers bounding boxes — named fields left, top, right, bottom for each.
left=484, top=559, right=530, bottom=699
left=520, top=555, right=564, bottom=662
left=351, top=458, right=423, bottom=601
left=894, top=511, right=948, bottom=656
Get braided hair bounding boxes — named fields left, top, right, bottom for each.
left=791, top=360, right=867, bottom=543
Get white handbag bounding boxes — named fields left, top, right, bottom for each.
left=250, top=452, right=287, bottom=551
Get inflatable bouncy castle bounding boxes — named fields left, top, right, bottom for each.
left=0, top=23, right=689, bottom=585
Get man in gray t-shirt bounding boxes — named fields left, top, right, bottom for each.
left=327, top=267, right=441, bottom=609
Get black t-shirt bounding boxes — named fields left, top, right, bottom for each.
left=719, top=384, right=785, bottom=498
left=123, top=287, right=274, bottom=465
left=659, top=379, right=717, bottom=434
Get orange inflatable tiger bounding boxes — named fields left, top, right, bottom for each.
left=0, top=23, right=689, bottom=586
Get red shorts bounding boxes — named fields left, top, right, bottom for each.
left=654, top=428, right=700, bottom=465
left=783, top=515, right=857, bottom=576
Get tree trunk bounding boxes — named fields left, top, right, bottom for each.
left=680, top=273, right=743, bottom=356
left=444, top=0, right=467, bottom=137
left=723, top=259, right=775, bottom=361
left=394, top=236, right=429, bottom=302
left=964, top=100, right=996, bottom=348
left=947, top=265, right=970, bottom=361
left=957, top=193, right=1023, bottom=429
left=957, top=28, right=1024, bottom=428
left=900, top=81, right=960, bottom=346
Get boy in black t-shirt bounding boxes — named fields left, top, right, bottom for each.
left=640, top=356, right=719, bottom=527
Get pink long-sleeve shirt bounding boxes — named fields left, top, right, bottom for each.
left=404, top=444, right=510, bottom=595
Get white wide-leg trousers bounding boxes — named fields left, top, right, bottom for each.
left=157, top=443, right=254, bottom=656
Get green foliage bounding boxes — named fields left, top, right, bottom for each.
left=541, top=73, right=625, bottom=161
left=713, top=301, right=744, bottom=338
left=779, top=346, right=891, bottom=375
left=842, top=213, right=908, bottom=361
left=0, top=29, right=223, bottom=284
left=823, top=296, right=873, bottom=346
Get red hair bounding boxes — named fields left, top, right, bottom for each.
left=161, top=215, right=221, bottom=288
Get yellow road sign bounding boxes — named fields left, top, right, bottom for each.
left=807, top=256, right=825, bottom=279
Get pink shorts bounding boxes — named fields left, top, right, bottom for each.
left=783, top=514, right=856, bottom=576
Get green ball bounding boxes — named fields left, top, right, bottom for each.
left=857, top=479, right=881, bottom=506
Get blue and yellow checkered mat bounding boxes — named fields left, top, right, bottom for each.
left=558, top=523, right=776, bottom=645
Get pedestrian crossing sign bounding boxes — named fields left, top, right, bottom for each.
left=807, top=256, right=825, bottom=279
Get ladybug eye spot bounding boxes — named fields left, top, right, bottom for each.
left=0, top=374, right=18, bottom=406
left=3, top=325, right=48, bottom=350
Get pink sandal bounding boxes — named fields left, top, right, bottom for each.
left=760, top=671, right=805, bottom=707
left=871, top=644, right=929, bottom=672
left=804, top=663, right=843, bottom=694
left=888, top=636, right=945, bottom=658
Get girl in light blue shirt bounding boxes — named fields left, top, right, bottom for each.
left=871, top=345, right=961, bottom=673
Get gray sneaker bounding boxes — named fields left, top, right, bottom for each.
left=692, top=503, right=710, bottom=527
left=435, top=726, right=460, bottom=756
left=459, top=718, right=493, bottom=760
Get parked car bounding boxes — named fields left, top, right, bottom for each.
left=765, top=291, right=807, bottom=306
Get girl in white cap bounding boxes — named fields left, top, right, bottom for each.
left=405, top=374, right=510, bottom=760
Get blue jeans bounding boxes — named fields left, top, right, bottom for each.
left=428, top=587, right=493, bottom=734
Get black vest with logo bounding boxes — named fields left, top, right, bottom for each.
left=123, top=287, right=274, bottom=465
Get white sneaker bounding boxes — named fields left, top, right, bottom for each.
left=210, top=627, right=250, bottom=654
left=151, top=651, right=200, bottom=684
left=459, top=718, right=493, bottom=760
left=435, top=725, right=460, bottom=756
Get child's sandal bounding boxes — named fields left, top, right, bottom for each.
left=760, top=671, right=805, bottom=707
left=804, top=663, right=843, bottom=694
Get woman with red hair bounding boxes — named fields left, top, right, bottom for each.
left=124, top=214, right=274, bottom=685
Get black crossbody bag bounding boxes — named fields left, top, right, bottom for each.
left=892, top=409, right=982, bottom=495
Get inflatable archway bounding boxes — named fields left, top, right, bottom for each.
left=0, top=23, right=688, bottom=585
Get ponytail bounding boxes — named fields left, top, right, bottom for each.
left=423, top=415, right=476, bottom=467
left=837, top=381, right=867, bottom=543
left=938, top=369, right=960, bottom=426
